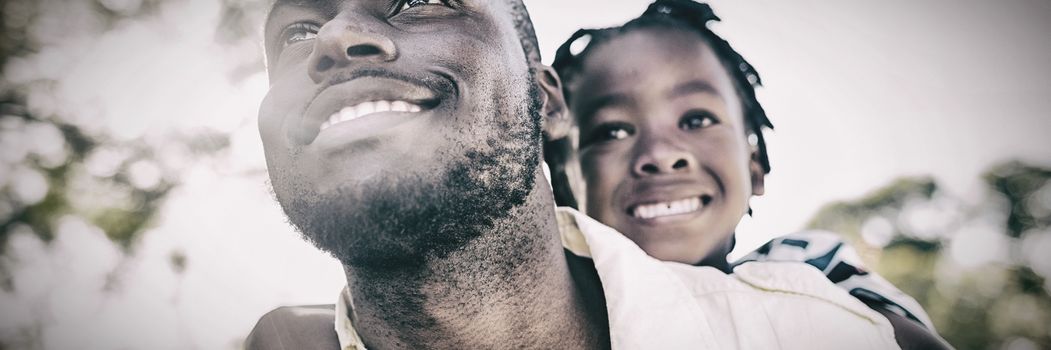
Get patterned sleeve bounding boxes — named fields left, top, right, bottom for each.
left=733, top=230, right=938, bottom=333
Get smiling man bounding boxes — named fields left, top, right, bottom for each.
left=247, top=0, right=903, bottom=349
left=253, top=0, right=606, bottom=348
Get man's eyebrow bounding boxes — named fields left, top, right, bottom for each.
left=265, top=0, right=294, bottom=27
left=668, top=80, right=722, bottom=99
left=268, top=0, right=297, bottom=17
left=271, top=0, right=325, bottom=11
left=266, top=0, right=335, bottom=26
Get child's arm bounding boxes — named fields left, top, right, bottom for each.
left=871, top=304, right=952, bottom=350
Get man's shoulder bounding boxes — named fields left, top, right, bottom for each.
left=245, top=305, right=341, bottom=350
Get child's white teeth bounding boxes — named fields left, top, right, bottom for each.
left=632, top=197, right=702, bottom=219
left=320, top=100, right=425, bottom=132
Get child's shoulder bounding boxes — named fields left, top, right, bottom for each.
left=736, top=230, right=861, bottom=269
left=734, top=230, right=939, bottom=333
left=665, top=260, right=901, bottom=349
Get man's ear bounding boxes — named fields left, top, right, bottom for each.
left=535, top=64, right=570, bottom=140
left=749, top=145, right=766, bottom=196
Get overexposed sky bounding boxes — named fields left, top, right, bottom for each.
left=1, top=0, right=1049, bottom=349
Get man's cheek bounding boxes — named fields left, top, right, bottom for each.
left=258, top=83, right=312, bottom=145
left=258, top=101, right=290, bottom=152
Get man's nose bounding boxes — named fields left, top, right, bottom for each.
left=632, top=141, right=697, bottom=177
left=308, top=19, right=397, bottom=83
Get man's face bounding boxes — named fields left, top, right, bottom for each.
left=259, top=0, right=542, bottom=268
left=567, top=27, right=764, bottom=265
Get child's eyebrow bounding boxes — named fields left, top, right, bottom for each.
left=668, top=80, right=723, bottom=100
left=577, top=92, right=632, bottom=118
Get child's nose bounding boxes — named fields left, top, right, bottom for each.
left=632, top=146, right=695, bottom=176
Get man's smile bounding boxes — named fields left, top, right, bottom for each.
left=294, top=73, right=451, bottom=148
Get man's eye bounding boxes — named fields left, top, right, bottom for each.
left=396, top=0, right=445, bottom=13
left=280, top=23, right=320, bottom=49
left=584, top=123, right=635, bottom=146
left=679, top=111, right=719, bottom=130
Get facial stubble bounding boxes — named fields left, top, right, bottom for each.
left=274, top=75, right=544, bottom=270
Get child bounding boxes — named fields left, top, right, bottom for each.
left=549, top=0, right=949, bottom=348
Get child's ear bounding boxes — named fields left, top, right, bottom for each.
left=534, top=64, right=570, bottom=140
left=749, top=144, right=766, bottom=196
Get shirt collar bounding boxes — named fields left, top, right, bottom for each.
left=334, top=207, right=721, bottom=349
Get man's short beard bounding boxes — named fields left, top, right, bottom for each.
left=275, top=78, right=544, bottom=270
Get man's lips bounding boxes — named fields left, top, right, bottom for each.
left=627, top=195, right=713, bottom=220
left=293, top=75, right=446, bottom=145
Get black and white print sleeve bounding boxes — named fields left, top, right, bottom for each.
left=734, top=230, right=938, bottom=333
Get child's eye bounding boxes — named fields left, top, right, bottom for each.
left=280, top=23, right=320, bottom=49
left=584, top=122, right=635, bottom=147
left=679, top=110, right=719, bottom=130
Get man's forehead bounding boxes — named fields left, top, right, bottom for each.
left=267, top=0, right=335, bottom=18
left=267, top=0, right=499, bottom=14
left=264, top=0, right=521, bottom=42
left=270, top=0, right=330, bottom=9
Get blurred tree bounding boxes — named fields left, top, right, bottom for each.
left=2, top=0, right=266, bottom=347
left=2, top=0, right=175, bottom=291
left=808, top=161, right=1051, bottom=350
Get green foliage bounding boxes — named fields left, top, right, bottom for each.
left=807, top=161, right=1051, bottom=349
left=0, top=95, right=177, bottom=272
left=169, top=249, right=187, bottom=275
left=2, top=0, right=254, bottom=347
left=986, top=161, right=1051, bottom=238
left=806, top=176, right=938, bottom=238
left=0, top=0, right=235, bottom=289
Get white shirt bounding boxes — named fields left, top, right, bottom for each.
left=334, top=208, right=900, bottom=349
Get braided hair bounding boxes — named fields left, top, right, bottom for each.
left=550, top=0, right=773, bottom=183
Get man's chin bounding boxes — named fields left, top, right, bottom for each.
left=277, top=152, right=538, bottom=269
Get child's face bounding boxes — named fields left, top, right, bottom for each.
left=567, top=27, right=765, bottom=264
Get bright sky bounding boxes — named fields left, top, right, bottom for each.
left=1, top=0, right=1049, bottom=349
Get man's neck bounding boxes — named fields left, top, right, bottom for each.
left=342, top=180, right=609, bottom=349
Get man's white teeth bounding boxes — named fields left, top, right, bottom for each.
left=392, top=101, right=412, bottom=112
left=632, top=197, right=702, bottom=219
left=320, top=100, right=424, bottom=131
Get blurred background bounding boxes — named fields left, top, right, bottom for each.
left=0, top=0, right=1048, bottom=349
